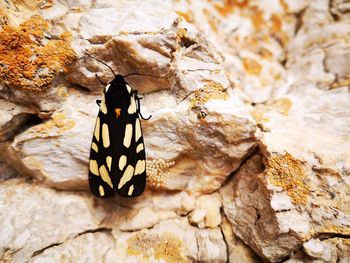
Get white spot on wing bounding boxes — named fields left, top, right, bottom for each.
left=99, top=185, right=105, bottom=196
left=105, top=84, right=111, bottom=92
left=135, top=118, right=141, bottom=142
left=128, top=96, right=136, bottom=114
left=119, top=155, right=127, bottom=171
left=92, top=142, right=98, bottom=153
left=128, top=185, right=134, bottom=196
left=126, top=84, right=132, bottom=93
left=100, top=95, right=107, bottom=114
left=136, top=143, right=144, bottom=153
left=123, top=124, right=133, bottom=148
left=134, top=160, right=145, bottom=175
left=102, top=123, right=110, bottom=148
left=118, top=165, right=134, bottom=189
left=99, top=165, right=113, bottom=188
left=89, top=160, right=99, bottom=176
left=94, top=117, right=100, bottom=141
left=106, top=156, right=112, bottom=171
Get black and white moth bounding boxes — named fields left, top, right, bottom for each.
left=86, top=54, right=151, bottom=198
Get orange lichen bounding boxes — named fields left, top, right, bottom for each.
left=279, top=0, right=290, bottom=13
left=31, top=113, right=75, bottom=135
left=271, top=14, right=282, bottom=32
left=242, top=57, right=262, bottom=75
left=266, top=153, right=310, bottom=205
left=214, top=0, right=249, bottom=17
left=250, top=6, right=264, bottom=30
left=127, top=232, right=187, bottom=263
left=190, top=82, right=228, bottom=108
left=251, top=98, right=292, bottom=123
left=175, top=10, right=194, bottom=23
left=0, top=15, right=76, bottom=92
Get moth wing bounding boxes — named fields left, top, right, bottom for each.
left=115, top=95, right=146, bottom=197
left=88, top=106, right=116, bottom=198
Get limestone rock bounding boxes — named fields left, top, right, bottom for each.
left=188, top=193, right=222, bottom=228
left=285, top=238, right=350, bottom=263
left=29, top=232, right=117, bottom=263
left=1, top=0, right=256, bottom=194
left=0, top=180, right=107, bottom=263
left=0, top=99, right=34, bottom=141
left=222, top=86, right=350, bottom=262
left=1, top=1, right=350, bottom=262
left=4, top=90, right=97, bottom=190
left=113, top=218, right=227, bottom=263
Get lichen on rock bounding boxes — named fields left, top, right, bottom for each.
left=0, top=14, right=75, bottom=92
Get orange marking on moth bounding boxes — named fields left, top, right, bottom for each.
left=115, top=108, right=121, bottom=118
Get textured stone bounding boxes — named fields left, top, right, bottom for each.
left=285, top=238, right=350, bottom=263
left=113, top=218, right=227, bottom=263
left=0, top=99, right=34, bottom=141
left=1, top=0, right=256, bottom=194
left=29, top=232, right=116, bottom=263
left=1, top=1, right=350, bottom=262
left=222, top=86, right=350, bottom=262
left=3, top=90, right=96, bottom=190
left=0, top=180, right=107, bottom=263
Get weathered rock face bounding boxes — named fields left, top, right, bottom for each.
left=0, top=0, right=349, bottom=262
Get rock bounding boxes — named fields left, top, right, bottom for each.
left=222, top=85, right=350, bottom=262
left=189, top=193, right=222, bottom=228
left=285, top=238, right=350, bottom=263
left=3, top=90, right=97, bottom=190
left=0, top=161, right=17, bottom=181
left=220, top=216, right=262, bottom=263
left=113, top=218, right=227, bottom=263
left=1, top=1, right=257, bottom=194
left=1, top=1, right=350, bottom=262
left=0, top=99, right=34, bottom=141
left=0, top=180, right=107, bottom=263
left=287, top=2, right=350, bottom=89
left=172, top=0, right=308, bottom=103
left=29, top=232, right=116, bottom=263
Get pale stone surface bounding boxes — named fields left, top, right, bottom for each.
left=285, top=238, right=350, bottom=263
left=0, top=0, right=350, bottom=262
left=0, top=180, right=107, bottom=263
left=0, top=99, right=34, bottom=141
left=113, top=218, right=227, bottom=263
left=189, top=193, right=222, bottom=228
left=221, top=216, right=262, bottom=263
left=29, top=232, right=116, bottom=263
left=1, top=0, right=256, bottom=194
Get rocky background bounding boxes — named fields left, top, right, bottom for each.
left=0, top=0, right=349, bottom=262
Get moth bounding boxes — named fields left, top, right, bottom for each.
left=86, top=53, right=151, bottom=198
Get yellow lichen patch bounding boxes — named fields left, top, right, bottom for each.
left=31, top=113, right=75, bottom=136
left=127, top=232, right=187, bottom=263
left=0, top=15, right=76, bottom=92
left=266, top=153, right=310, bottom=205
left=175, top=10, right=194, bottom=23
left=242, top=57, right=262, bottom=75
left=250, top=6, right=264, bottom=31
left=214, top=0, right=249, bottom=17
left=147, top=159, right=175, bottom=189
left=318, top=225, right=350, bottom=236
left=190, top=82, right=228, bottom=108
left=270, top=14, right=282, bottom=33
left=251, top=98, right=292, bottom=123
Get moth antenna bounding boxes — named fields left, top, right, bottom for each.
left=83, top=50, right=117, bottom=77
left=123, top=72, right=165, bottom=79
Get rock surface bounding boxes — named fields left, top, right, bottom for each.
left=0, top=0, right=349, bottom=262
